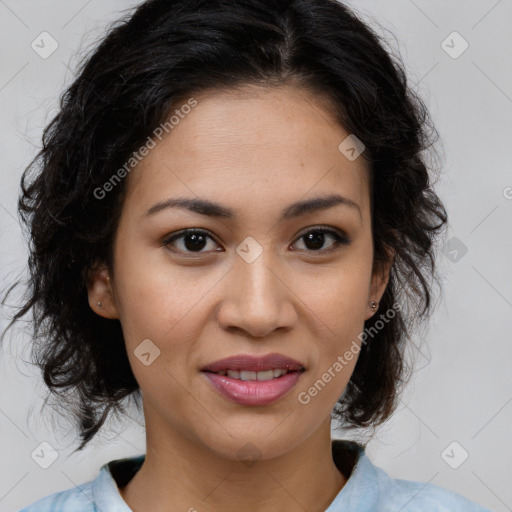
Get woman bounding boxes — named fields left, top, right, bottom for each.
left=4, top=0, right=492, bottom=510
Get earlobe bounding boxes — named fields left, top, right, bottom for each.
left=86, top=264, right=119, bottom=319
left=366, top=246, right=395, bottom=319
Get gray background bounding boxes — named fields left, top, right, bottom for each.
left=0, top=1, right=511, bottom=511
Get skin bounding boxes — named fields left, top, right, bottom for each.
left=87, top=84, right=393, bottom=512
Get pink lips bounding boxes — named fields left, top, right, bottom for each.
left=201, top=353, right=305, bottom=406
left=202, top=353, right=305, bottom=372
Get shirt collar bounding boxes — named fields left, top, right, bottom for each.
left=326, top=440, right=379, bottom=511
left=92, top=440, right=372, bottom=511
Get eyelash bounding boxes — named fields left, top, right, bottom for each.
left=161, top=226, right=350, bottom=256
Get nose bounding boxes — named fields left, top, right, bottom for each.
left=216, top=248, right=297, bottom=339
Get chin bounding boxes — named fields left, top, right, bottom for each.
left=197, top=427, right=304, bottom=464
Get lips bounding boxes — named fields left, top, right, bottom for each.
left=201, top=353, right=305, bottom=406
left=201, top=353, right=305, bottom=373
left=202, top=371, right=303, bottom=406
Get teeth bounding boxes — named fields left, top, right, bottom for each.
left=218, top=369, right=290, bottom=381
left=240, top=370, right=257, bottom=381
left=256, top=370, right=275, bottom=381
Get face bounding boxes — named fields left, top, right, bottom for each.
left=88, top=84, right=391, bottom=462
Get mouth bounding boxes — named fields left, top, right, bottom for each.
left=201, top=353, right=305, bottom=406
left=203, top=368, right=298, bottom=381
left=201, top=352, right=305, bottom=373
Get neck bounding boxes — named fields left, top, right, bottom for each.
left=119, top=415, right=348, bottom=512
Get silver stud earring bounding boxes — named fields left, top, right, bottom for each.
left=370, top=301, right=377, bottom=311
left=97, top=301, right=102, bottom=307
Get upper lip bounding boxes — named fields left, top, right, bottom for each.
left=201, top=353, right=305, bottom=372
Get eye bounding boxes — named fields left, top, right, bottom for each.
left=162, top=226, right=350, bottom=256
left=291, top=226, right=350, bottom=254
left=162, top=229, right=221, bottom=255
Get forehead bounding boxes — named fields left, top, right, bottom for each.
left=124, top=85, right=371, bottom=222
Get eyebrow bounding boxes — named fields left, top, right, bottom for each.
left=144, top=193, right=361, bottom=221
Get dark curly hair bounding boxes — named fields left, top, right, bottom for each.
left=2, top=0, right=447, bottom=452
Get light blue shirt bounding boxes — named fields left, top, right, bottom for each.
left=17, top=440, right=492, bottom=511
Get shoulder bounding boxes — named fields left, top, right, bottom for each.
left=369, top=455, right=492, bottom=511
left=16, top=454, right=144, bottom=512
left=16, top=481, right=96, bottom=512
left=331, top=440, right=492, bottom=512
left=378, top=474, right=492, bottom=511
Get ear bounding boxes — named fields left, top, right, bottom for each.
left=365, top=245, right=395, bottom=321
left=86, top=262, right=119, bottom=319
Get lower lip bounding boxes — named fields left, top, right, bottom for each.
left=202, top=371, right=303, bottom=406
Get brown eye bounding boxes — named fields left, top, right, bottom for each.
left=162, top=226, right=350, bottom=257
left=162, top=229, right=221, bottom=254
left=292, top=227, right=350, bottom=253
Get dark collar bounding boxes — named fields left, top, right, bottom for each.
left=108, top=439, right=364, bottom=488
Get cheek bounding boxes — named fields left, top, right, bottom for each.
left=294, top=249, right=373, bottom=330
left=114, top=272, right=204, bottom=410
left=296, top=341, right=360, bottom=417
left=112, top=226, right=219, bottom=344
left=292, top=248, right=372, bottom=397
left=114, top=276, right=214, bottom=378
